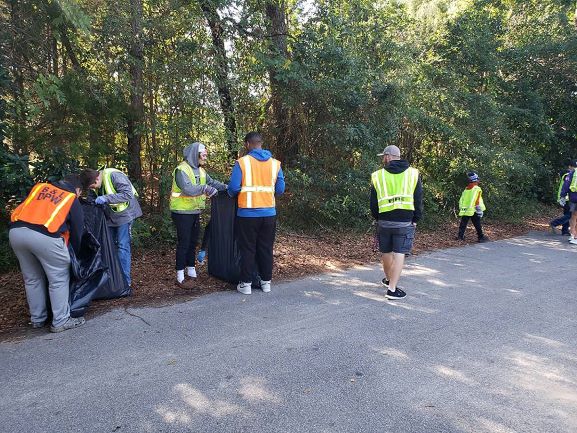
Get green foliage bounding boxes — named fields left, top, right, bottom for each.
left=0, top=147, right=32, bottom=271
left=280, top=157, right=373, bottom=231
left=130, top=211, right=177, bottom=249
left=1, top=0, right=577, bottom=248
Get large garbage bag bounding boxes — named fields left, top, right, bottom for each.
left=69, top=231, right=109, bottom=318
left=207, top=194, right=260, bottom=287
left=81, top=200, right=131, bottom=299
left=208, top=194, right=241, bottom=283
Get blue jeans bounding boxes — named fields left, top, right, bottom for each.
left=110, top=223, right=132, bottom=286
left=550, top=205, right=571, bottom=234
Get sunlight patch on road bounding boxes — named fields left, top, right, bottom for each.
left=352, top=290, right=387, bottom=303
left=156, top=383, right=242, bottom=424
left=505, top=350, right=577, bottom=416
left=524, top=334, right=566, bottom=348
left=425, top=278, right=449, bottom=287
left=403, top=265, right=440, bottom=276
left=238, top=377, right=282, bottom=404
left=431, top=365, right=476, bottom=385
left=454, top=416, right=519, bottom=433
left=371, top=346, right=410, bottom=361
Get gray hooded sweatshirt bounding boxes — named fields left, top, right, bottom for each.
left=173, top=142, right=227, bottom=215
left=100, top=170, right=143, bottom=227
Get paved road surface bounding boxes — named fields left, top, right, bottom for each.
left=1, top=232, right=576, bottom=433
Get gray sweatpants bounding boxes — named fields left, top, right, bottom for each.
left=9, top=227, right=71, bottom=327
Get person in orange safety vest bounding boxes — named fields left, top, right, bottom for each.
left=227, top=132, right=285, bottom=295
left=9, top=174, right=86, bottom=333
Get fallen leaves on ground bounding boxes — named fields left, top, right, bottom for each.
left=0, top=209, right=559, bottom=338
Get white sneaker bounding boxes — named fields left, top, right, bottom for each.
left=260, top=280, right=271, bottom=293
left=569, top=238, right=577, bottom=245
left=237, top=282, right=251, bottom=295
left=187, top=267, right=197, bottom=278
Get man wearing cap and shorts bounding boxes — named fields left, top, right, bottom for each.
left=370, top=145, right=423, bottom=299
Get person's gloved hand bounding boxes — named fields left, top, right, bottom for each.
left=559, top=197, right=567, bottom=206
left=475, top=205, right=482, bottom=213
left=95, top=196, right=107, bottom=205
left=204, top=185, right=218, bottom=198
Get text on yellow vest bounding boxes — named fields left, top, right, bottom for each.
left=371, top=167, right=419, bottom=213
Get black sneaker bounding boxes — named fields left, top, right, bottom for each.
left=478, top=236, right=490, bottom=243
left=386, top=288, right=406, bottom=300
left=381, top=278, right=389, bottom=287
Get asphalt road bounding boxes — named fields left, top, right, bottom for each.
left=1, top=231, right=576, bottom=433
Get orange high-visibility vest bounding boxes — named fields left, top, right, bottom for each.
left=11, top=183, right=76, bottom=237
left=237, top=155, right=281, bottom=208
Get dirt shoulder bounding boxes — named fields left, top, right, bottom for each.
left=0, top=210, right=559, bottom=338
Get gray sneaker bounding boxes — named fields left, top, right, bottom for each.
left=50, top=317, right=86, bottom=333
left=31, top=321, right=46, bottom=329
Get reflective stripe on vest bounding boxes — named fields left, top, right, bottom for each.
left=169, top=162, right=207, bottom=211
left=101, top=168, right=137, bottom=213
left=558, top=173, right=569, bottom=200
left=570, top=172, right=577, bottom=193
left=458, top=186, right=486, bottom=216
left=371, top=167, right=419, bottom=213
left=238, top=156, right=280, bottom=209
left=10, top=183, right=76, bottom=233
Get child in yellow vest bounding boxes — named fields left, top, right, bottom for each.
left=457, top=172, right=489, bottom=242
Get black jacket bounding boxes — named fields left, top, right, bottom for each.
left=10, top=181, right=84, bottom=254
left=370, top=160, right=423, bottom=224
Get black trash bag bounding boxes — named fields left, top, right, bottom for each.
left=207, top=194, right=260, bottom=287
left=69, top=231, right=109, bottom=318
left=81, top=200, right=131, bottom=299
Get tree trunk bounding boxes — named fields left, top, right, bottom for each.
left=199, top=0, right=238, bottom=160
left=127, top=0, right=144, bottom=182
left=8, top=0, right=27, bottom=155
left=265, top=1, right=297, bottom=163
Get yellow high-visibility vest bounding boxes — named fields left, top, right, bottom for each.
left=101, top=168, right=137, bottom=213
left=371, top=167, right=419, bottom=213
left=558, top=172, right=569, bottom=200
left=458, top=186, right=486, bottom=217
left=169, top=162, right=207, bottom=211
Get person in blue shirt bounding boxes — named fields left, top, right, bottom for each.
left=227, top=132, right=285, bottom=295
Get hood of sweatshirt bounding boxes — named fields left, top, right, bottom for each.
left=248, top=149, right=272, bottom=161
left=53, top=180, right=77, bottom=194
left=384, top=159, right=410, bottom=174
left=183, top=142, right=203, bottom=169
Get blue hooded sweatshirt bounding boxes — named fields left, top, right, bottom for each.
left=227, top=149, right=285, bottom=217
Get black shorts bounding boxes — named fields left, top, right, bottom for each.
left=378, top=225, right=415, bottom=254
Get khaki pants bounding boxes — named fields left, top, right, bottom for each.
left=9, top=227, right=71, bottom=327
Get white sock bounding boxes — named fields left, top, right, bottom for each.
left=176, top=270, right=185, bottom=283
left=187, top=267, right=197, bottom=278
